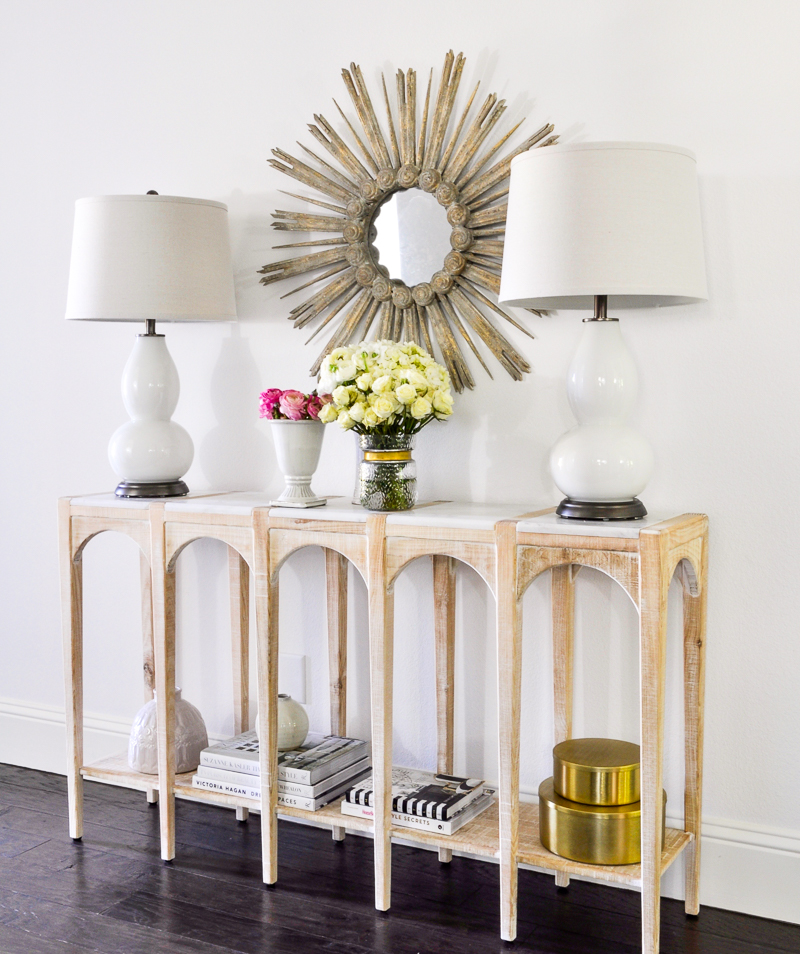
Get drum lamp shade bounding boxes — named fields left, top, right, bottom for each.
left=499, top=142, right=708, bottom=311
left=65, top=194, right=237, bottom=323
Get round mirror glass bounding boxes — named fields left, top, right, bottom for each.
left=372, top=190, right=452, bottom=286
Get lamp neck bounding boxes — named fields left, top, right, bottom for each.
left=584, top=294, right=617, bottom=322
left=138, top=319, right=163, bottom=338
left=143, top=193, right=160, bottom=337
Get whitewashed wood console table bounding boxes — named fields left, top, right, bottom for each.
left=59, top=493, right=707, bottom=954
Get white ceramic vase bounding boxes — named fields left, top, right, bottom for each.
left=550, top=321, right=654, bottom=508
left=255, top=694, right=310, bottom=751
left=128, top=688, right=208, bottom=775
left=269, top=419, right=326, bottom=508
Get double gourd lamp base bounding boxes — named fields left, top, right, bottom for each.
left=65, top=193, right=237, bottom=498
left=499, top=142, right=708, bottom=519
left=550, top=294, right=651, bottom=521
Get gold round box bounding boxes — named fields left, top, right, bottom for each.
left=554, top=738, right=640, bottom=806
left=539, top=778, right=666, bottom=866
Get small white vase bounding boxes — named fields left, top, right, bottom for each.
left=268, top=419, right=326, bottom=508
left=255, top=694, right=310, bottom=751
left=128, top=688, right=208, bottom=775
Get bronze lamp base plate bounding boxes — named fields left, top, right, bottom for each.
left=115, top=480, right=189, bottom=498
left=556, top=498, right=647, bottom=521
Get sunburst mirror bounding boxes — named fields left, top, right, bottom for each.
left=259, top=51, right=557, bottom=391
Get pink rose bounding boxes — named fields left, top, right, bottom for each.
left=307, top=391, right=332, bottom=420
left=279, top=389, right=307, bottom=421
left=259, top=388, right=283, bottom=419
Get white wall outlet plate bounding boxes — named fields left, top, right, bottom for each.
left=279, top=653, right=308, bottom=704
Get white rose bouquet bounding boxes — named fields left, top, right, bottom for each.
left=317, top=341, right=454, bottom=442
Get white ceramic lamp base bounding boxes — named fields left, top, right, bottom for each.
left=550, top=319, right=654, bottom=520
left=269, top=419, right=326, bottom=508
left=109, top=334, right=193, bottom=497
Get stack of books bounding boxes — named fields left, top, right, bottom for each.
left=192, top=730, right=371, bottom=811
left=341, top=767, right=495, bottom=835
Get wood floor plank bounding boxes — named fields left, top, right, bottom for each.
left=0, top=921, right=99, bottom=954
left=0, top=826, right=51, bottom=858
left=0, top=888, right=243, bottom=954
left=104, top=891, right=377, bottom=954
left=0, top=852, right=150, bottom=913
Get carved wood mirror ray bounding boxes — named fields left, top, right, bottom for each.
left=259, top=51, right=557, bottom=391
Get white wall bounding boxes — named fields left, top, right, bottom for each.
left=1, top=0, right=799, bottom=925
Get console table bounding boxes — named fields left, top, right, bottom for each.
left=59, top=492, right=707, bottom=954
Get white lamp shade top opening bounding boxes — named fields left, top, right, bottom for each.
left=65, top=194, right=237, bottom=322
left=499, top=142, right=708, bottom=310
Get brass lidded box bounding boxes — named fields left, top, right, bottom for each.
left=553, top=738, right=640, bottom=806
left=538, top=778, right=666, bottom=866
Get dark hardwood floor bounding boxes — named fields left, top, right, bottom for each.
left=0, top=764, right=797, bottom=954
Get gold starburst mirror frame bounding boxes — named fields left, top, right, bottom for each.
left=259, top=51, right=557, bottom=391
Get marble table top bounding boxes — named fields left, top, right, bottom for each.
left=69, top=492, right=682, bottom=538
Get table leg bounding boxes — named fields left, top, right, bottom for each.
left=433, top=555, right=456, bottom=863
left=682, top=537, right=708, bottom=916
left=551, top=563, right=575, bottom=888
left=254, top=509, right=278, bottom=884
left=639, top=531, right=669, bottom=954
left=551, top=564, right=574, bottom=747
left=59, top=499, right=84, bottom=841
left=139, top=551, right=158, bottom=805
left=496, top=521, right=521, bottom=942
left=326, top=548, right=348, bottom=842
left=150, top=503, right=176, bottom=862
left=367, top=515, right=392, bottom=912
left=229, top=548, right=251, bottom=823
left=141, top=551, right=155, bottom=701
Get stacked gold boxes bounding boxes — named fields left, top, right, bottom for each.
left=538, top=738, right=665, bottom=866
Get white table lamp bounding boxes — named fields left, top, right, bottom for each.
left=66, top=193, right=237, bottom=497
left=500, top=142, right=707, bottom=519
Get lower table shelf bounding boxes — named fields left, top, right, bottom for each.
left=81, top=754, right=692, bottom=889
left=81, top=753, right=192, bottom=791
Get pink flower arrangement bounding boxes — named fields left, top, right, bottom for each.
left=259, top=388, right=332, bottom=422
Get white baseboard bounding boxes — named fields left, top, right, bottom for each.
left=1, top=697, right=798, bottom=925
left=0, top=697, right=227, bottom=774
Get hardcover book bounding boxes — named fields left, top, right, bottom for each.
left=192, top=765, right=371, bottom=812
left=341, top=789, right=496, bottom=835
left=195, top=756, right=371, bottom=797
left=345, top=767, right=484, bottom=820
left=199, top=731, right=369, bottom=784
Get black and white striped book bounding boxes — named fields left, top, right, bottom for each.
left=345, top=768, right=484, bottom=820
left=195, top=757, right=371, bottom=797
left=199, top=731, right=369, bottom=784
left=341, top=789, right=496, bottom=835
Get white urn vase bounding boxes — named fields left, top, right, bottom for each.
left=269, top=419, right=326, bottom=508
left=255, top=694, right=310, bottom=751
left=128, top=688, right=208, bottom=774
